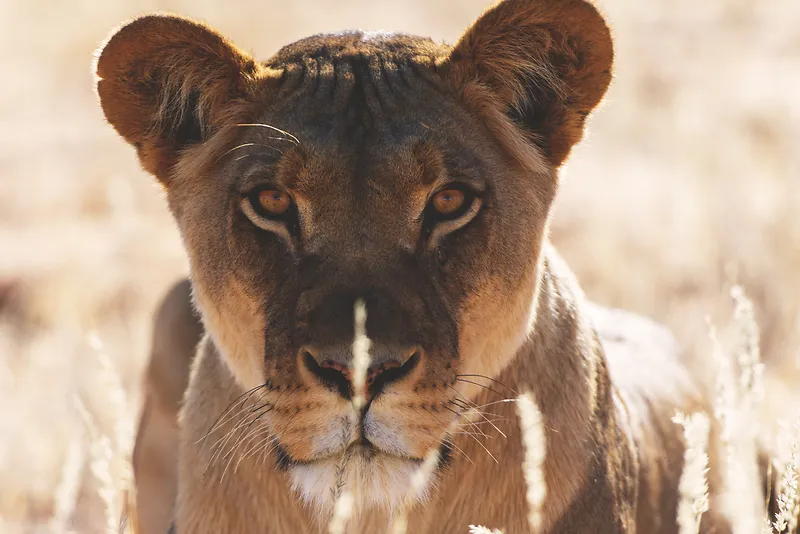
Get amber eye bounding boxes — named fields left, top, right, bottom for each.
left=248, top=188, right=293, bottom=218
left=429, top=187, right=471, bottom=219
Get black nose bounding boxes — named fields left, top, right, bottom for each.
left=300, top=346, right=421, bottom=401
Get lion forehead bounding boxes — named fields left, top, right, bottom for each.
left=267, top=30, right=450, bottom=66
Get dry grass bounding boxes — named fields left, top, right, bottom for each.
left=673, top=412, right=711, bottom=534
left=1, top=0, right=799, bottom=532
left=772, top=421, right=800, bottom=533
left=468, top=526, right=503, bottom=534
left=516, top=393, right=546, bottom=533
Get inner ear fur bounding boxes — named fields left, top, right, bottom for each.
left=95, top=14, right=259, bottom=181
left=445, top=0, right=613, bottom=167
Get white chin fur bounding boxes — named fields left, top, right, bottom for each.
left=288, top=453, right=432, bottom=515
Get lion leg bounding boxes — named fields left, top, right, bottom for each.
left=133, top=279, right=203, bottom=534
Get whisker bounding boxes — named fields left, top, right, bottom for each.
left=453, top=417, right=507, bottom=426
left=454, top=378, right=506, bottom=398
left=214, top=142, right=283, bottom=163
left=217, top=388, right=300, bottom=471
left=207, top=402, right=271, bottom=457
left=444, top=439, right=474, bottom=465
left=447, top=389, right=488, bottom=412
left=204, top=395, right=269, bottom=448
left=202, top=384, right=303, bottom=478
left=259, top=439, right=283, bottom=469
left=206, top=404, right=272, bottom=474
left=198, top=384, right=267, bottom=444
left=462, top=430, right=499, bottom=464
left=263, top=136, right=298, bottom=143
left=235, top=429, right=277, bottom=473
left=466, top=398, right=517, bottom=412
left=220, top=406, right=274, bottom=481
left=222, top=425, right=260, bottom=481
left=455, top=374, right=519, bottom=396
left=447, top=390, right=508, bottom=439
left=452, top=412, right=500, bottom=441
left=444, top=405, right=490, bottom=440
left=449, top=398, right=473, bottom=411
left=450, top=397, right=515, bottom=422
left=209, top=383, right=296, bottom=459
left=235, top=123, right=300, bottom=145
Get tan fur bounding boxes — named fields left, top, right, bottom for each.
left=132, top=280, right=202, bottom=534
left=98, top=2, right=750, bottom=533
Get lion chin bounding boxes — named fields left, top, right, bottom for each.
left=287, top=447, right=432, bottom=514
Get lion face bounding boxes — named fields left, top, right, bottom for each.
left=96, top=0, right=612, bottom=513
left=173, top=41, right=551, bottom=508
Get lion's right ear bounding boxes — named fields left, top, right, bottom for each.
left=95, top=15, right=258, bottom=182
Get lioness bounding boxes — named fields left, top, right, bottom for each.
left=97, top=1, right=737, bottom=532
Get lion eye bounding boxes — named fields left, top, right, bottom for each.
left=429, top=187, right=471, bottom=219
left=249, top=188, right=293, bottom=218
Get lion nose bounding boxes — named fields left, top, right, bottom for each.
left=300, top=346, right=421, bottom=401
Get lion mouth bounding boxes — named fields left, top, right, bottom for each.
left=273, top=439, right=411, bottom=469
left=281, top=436, right=455, bottom=511
left=345, top=440, right=379, bottom=460
left=273, top=436, right=453, bottom=471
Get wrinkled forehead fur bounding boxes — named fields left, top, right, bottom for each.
left=95, top=0, right=612, bottom=516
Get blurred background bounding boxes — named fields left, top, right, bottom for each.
left=0, top=0, right=798, bottom=532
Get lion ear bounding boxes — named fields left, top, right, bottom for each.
left=445, top=0, right=613, bottom=167
left=95, top=14, right=258, bottom=182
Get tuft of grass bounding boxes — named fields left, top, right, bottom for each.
left=326, top=300, right=372, bottom=534
left=351, top=299, right=371, bottom=413
left=772, top=420, right=799, bottom=534
left=730, top=286, right=764, bottom=406
left=468, top=525, right=503, bottom=534
left=328, top=491, right=355, bottom=534
left=710, top=286, right=766, bottom=533
left=673, top=412, right=711, bottom=534
left=390, top=433, right=442, bottom=534
left=516, top=393, right=546, bottom=533
left=48, top=432, right=85, bottom=533
left=74, top=397, right=118, bottom=534
left=72, top=333, right=136, bottom=534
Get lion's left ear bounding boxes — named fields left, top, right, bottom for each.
left=444, top=0, right=613, bottom=167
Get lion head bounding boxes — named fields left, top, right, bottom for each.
left=96, top=0, right=612, bottom=514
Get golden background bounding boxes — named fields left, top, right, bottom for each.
left=0, top=0, right=798, bottom=531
